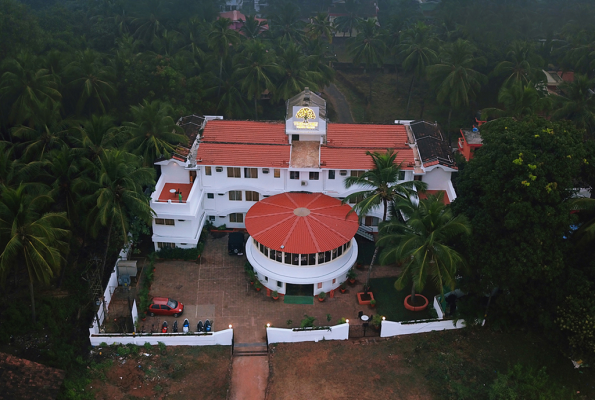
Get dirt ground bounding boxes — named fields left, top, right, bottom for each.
left=85, top=344, right=231, bottom=399
left=266, top=329, right=595, bottom=400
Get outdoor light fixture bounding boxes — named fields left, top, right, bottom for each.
left=229, top=324, right=232, bottom=329
left=345, top=319, right=349, bottom=323
left=266, top=323, right=271, bottom=327
left=382, top=316, right=386, bottom=321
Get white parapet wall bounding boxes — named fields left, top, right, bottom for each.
left=380, top=319, right=466, bottom=338
left=267, top=323, right=349, bottom=344
left=90, top=329, right=234, bottom=347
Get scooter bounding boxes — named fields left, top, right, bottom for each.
left=183, top=318, right=190, bottom=333
left=197, top=320, right=204, bottom=333
left=173, top=320, right=178, bottom=333
left=161, top=321, right=168, bottom=333
left=204, top=319, right=212, bottom=333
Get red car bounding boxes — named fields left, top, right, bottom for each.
left=147, top=297, right=184, bottom=317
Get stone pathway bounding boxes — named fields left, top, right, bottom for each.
left=229, top=355, right=269, bottom=400
left=324, top=84, right=354, bottom=123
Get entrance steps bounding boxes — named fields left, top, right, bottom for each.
left=233, top=342, right=268, bottom=357
left=356, top=225, right=374, bottom=241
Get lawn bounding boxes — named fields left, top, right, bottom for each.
left=81, top=344, right=231, bottom=399
left=370, top=277, right=439, bottom=322
left=267, top=328, right=593, bottom=400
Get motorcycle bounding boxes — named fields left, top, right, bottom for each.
left=173, top=320, right=178, bottom=333
left=197, top=320, right=204, bottom=333
left=161, top=321, right=168, bottom=333
left=183, top=318, right=190, bottom=333
left=204, top=319, right=212, bottom=333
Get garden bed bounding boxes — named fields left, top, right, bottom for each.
left=369, top=277, right=439, bottom=322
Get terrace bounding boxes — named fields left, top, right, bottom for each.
left=156, top=182, right=194, bottom=203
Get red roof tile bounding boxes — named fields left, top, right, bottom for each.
left=196, top=143, right=290, bottom=168
left=419, top=190, right=451, bottom=205
left=158, top=183, right=194, bottom=202
left=245, top=192, right=359, bottom=253
left=321, top=147, right=415, bottom=170
left=201, top=120, right=287, bottom=144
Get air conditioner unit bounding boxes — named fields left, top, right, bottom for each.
left=301, top=181, right=308, bottom=186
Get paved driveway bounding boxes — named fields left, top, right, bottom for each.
left=147, top=234, right=396, bottom=343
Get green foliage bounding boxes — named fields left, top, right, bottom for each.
left=318, top=291, right=326, bottom=299
left=556, top=285, right=595, bottom=360
left=155, top=246, right=202, bottom=261
left=143, top=342, right=152, bottom=352
left=158, top=342, right=166, bottom=352
left=300, top=314, right=316, bottom=328
left=346, top=269, right=357, bottom=279
left=371, top=314, right=383, bottom=328
left=286, top=319, right=293, bottom=326
left=488, top=364, right=575, bottom=400
left=116, top=346, right=130, bottom=356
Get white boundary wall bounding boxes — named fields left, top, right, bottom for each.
left=267, top=323, right=349, bottom=344
left=380, top=319, right=466, bottom=337
left=90, top=329, right=234, bottom=347
left=89, top=266, right=119, bottom=335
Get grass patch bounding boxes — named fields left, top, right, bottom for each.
left=355, top=236, right=375, bottom=265
left=370, top=277, right=439, bottom=322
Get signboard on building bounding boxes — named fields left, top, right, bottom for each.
left=292, top=106, right=319, bottom=130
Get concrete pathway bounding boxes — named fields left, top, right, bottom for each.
left=324, top=84, right=354, bottom=123
left=229, top=356, right=269, bottom=400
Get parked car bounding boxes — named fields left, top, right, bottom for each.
left=228, top=232, right=245, bottom=256
left=148, top=297, right=184, bottom=317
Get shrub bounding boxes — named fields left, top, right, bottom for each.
left=300, top=314, right=316, bottom=328
left=117, top=346, right=130, bottom=356
left=318, top=291, right=326, bottom=299
left=488, top=364, right=575, bottom=400
left=272, top=290, right=278, bottom=297
left=143, top=342, right=152, bottom=351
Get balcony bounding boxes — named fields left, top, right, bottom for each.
left=151, top=181, right=203, bottom=216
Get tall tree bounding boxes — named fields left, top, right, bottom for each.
left=426, top=39, right=487, bottom=140
left=378, top=194, right=471, bottom=305
left=273, top=42, right=321, bottom=102
left=305, top=13, right=335, bottom=44
left=0, top=186, right=70, bottom=323
left=334, top=0, right=362, bottom=37
left=267, top=2, right=305, bottom=43
left=348, top=18, right=386, bottom=102
left=123, top=100, right=187, bottom=166
left=208, top=18, right=240, bottom=97
left=342, top=150, right=427, bottom=290
left=481, top=81, right=552, bottom=120
left=552, top=74, right=595, bottom=138
left=240, top=15, right=268, bottom=40
left=493, top=41, right=546, bottom=88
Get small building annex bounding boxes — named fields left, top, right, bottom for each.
left=149, top=88, right=457, bottom=295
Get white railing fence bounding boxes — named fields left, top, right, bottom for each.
left=90, top=329, right=234, bottom=347
left=267, top=323, right=349, bottom=344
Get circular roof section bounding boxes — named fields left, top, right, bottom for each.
left=245, top=192, right=359, bottom=254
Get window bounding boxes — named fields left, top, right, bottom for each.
left=351, top=170, right=365, bottom=177
left=339, top=170, right=347, bottom=176
left=227, top=167, right=241, bottom=178
left=269, top=249, right=276, bottom=260
left=365, top=216, right=380, bottom=227
left=229, top=191, right=242, bottom=201
left=264, top=276, right=268, bottom=282
left=317, top=282, right=323, bottom=289
left=244, top=168, right=258, bottom=178
left=398, top=171, right=406, bottom=180
left=277, top=281, right=283, bottom=288
left=332, top=278, right=336, bottom=284
left=205, top=166, right=212, bottom=175
left=155, top=219, right=175, bottom=226
left=309, top=172, right=319, bottom=180
left=290, top=171, right=300, bottom=180
left=189, top=171, right=197, bottom=182
left=157, top=242, right=175, bottom=249
left=207, top=193, right=214, bottom=199
left=263, top=168, right=270, bottom=174
left=328, top=170, right=335, bottom=179
left=208, top=216, right=215, bottom=221
left=414, top=175, right=423, bottom=181
left=274, top=169, right=280, bottom=178
left=348, top=194, right=364, bottom=204
left=229, top=213, right=244, bottom=223
left=216, top=166, right=223, bottom=172
left=292, top=134, right=299, bottom=142
left=246, top=191, right=259, bottom=201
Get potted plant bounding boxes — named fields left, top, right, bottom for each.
left=371, top=314, right=383, bottom=331
left=271, top=290, right=279, bottom=300
left=318, top=291, right=327, bottom=302
left=248, top=270, right=256, bottom=285
left=370, top=299, right=377, bottom=308
left=347, top=269, right=357, bottom=285
left=356, top=262, right=363, bottom=269
left=255, top=281, right=263, bottom=292
left=339, top=282, right=347, bottom=293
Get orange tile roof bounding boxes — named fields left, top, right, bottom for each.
left=321, top=147, right=415, bottom=170
left=158, top=183, right=194, bottom=202
left=201, top=120, right=287, bottom=144
left=419, top=190, right=450, bottom=204
left=196, top=143, right=290, bottom=168
left=245, top=192, right=359, bottom=254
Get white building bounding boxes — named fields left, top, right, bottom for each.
left=149, top=89, right=457, bottom=295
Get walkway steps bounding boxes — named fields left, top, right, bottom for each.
left=356, top=226, right=374, bottom=241
left=233, top=342, right=268, bottom=357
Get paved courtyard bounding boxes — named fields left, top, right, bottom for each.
left=146, top=234, right=399, bottom=344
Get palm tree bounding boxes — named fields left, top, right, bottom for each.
left=342, top=150, right=427, bottom=290
left=64, top=49, right=116, bottom=115
left=426, top=39, right=487, bottom=140
left=0, top=52, right=61, bottom=126
left=0, top=185, right=70, bottom=323
left=306, top=13, right=335, bottom=44
left=123, top=100, right=187, bottom=166
left=0, top=143, right=46, bottom=195
left=377, top=193, right=471, bottom=306
left=267, top=2, right=305, bottom=43
left=552, top=74, right=595, bottom=137
left=303, top=39, right=336, bottom=89
left=240, top=15, right=268, bottom=40
left=493, top=41, right=546, bottom=88
left=71, top=114, right=119, bottom=162
left=397, top=22, right=438, bottom=117
left=273, top=43, right=321, bottom=102
left=348, top=19, right=386, bottom=102
left=80, top=150, right=155, bottom=276
left=482, top=81, right=552, bottom=120
left=207, top=57, right=249, bottom=119
left=334, top=0, right=362, bottom=38
left=234, top=41, right=279, bottom=120
left=208, top=18, right=241, bottom=98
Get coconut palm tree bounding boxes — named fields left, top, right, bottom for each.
left=0, top=143, right=46, bottom=195
left=342, top=150, right=427, bottom=290
left=267, top=2, right=305, bottom=43
left=493, top=41, right=546, bottom=88
left=348, top=19, right=386, bottom=102
left=64, top=49, right=116, bottom=115
left=303, top=39, right=336, bottom=89
left=552, top=74, right=595, bottom=137
left=426, top=39, right=487, bottom=139
left=0, top=185, right=70, bottom=323
left=208, top=18, right=241, bottom=97
left=273, top=43, right=321, bottom=102
left=123, top=100, right=187, bottom=166
left=481, top=81, right=552, bottom=120
left=71, top=114, right=119, bottom=162
left=207, top=57, right=249, bottom=119
left=80, top=150, right=155, bottom=276
left=306, top=13, right=335, bottom=44
left=234, top=41, right=279, bottom=120
left=0, top=52, right=61, bottom=126
left=377, top=193, right=471, bottom=306
left=240, top=15, right=268, bottom=40
left=334, top=0, right=362, bottom=38
left=397, top=22, right=438, bottom=117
